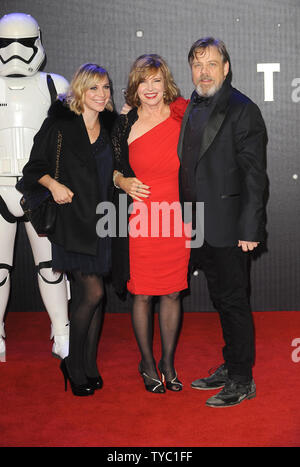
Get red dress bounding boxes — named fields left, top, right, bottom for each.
left=127, top=97, right=190, bottom=295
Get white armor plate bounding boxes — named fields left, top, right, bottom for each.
left=0, top=72, right=68, bottom=177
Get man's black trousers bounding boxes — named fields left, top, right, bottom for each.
left=192, top=241, right=255, bottom=382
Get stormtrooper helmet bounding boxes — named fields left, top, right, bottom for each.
left=0, top=13, right=45, bottom=76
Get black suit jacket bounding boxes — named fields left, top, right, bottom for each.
left=22, top=99, right=117, bottom=255
left=178, top=79, right=268, bottom=248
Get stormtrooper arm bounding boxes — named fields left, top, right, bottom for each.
left=22, top=117, right=57, bottom=188
left=49, top=73, right=69, bottom=96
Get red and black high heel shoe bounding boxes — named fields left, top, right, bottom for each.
left=158, top=361, right=183, bottom=392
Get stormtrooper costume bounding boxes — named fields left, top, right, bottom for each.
left=0, top=13, right=70, bottom=362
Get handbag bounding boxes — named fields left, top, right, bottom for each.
left=17, top=131, right=62, bottom=236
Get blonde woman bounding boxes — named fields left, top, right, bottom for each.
left=23, top=63, right=117, bottom=396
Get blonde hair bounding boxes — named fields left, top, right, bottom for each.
left=65, top=63, right=113, bottom=114
left=125, top=54, right=180, bottom=107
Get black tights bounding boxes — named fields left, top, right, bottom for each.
left=66, top=271, right=104, bottom=384
left=131, top=292, right=182, bottom=380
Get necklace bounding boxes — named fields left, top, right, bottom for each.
left=86, top=122, right=99, bottom=131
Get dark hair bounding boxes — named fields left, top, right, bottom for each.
left=188, top=37, right=231, bottom=68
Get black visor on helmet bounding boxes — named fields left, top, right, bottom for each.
left=0, top=37, right=38, bottom=64
left=0, top=37, right=38, bottom=48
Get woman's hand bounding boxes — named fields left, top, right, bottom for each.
left=115, top=172, right=150, bottom=201
left=38, top=175, right=74, bottom=204
left=50, top=180, right=74, bottom=204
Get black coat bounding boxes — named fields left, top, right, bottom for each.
left=22, top=99, right=117, bottom=255
left=178, top=77, right=268, bottom=249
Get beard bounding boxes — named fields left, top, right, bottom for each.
left=195, top=76, right=223, bottom=97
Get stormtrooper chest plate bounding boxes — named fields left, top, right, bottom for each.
left=0, top=74, right=52, bottom=176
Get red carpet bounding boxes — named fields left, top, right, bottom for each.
left=0, top=311, right=300, bottom=447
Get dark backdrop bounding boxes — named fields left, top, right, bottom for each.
left=2, top=0, right=300, bottom=312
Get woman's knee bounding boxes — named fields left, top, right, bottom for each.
left=165, top=291, right=180, bottom=301
left=83, top=281, right=104, bottom=308
left=135, top=294, right=152, bottom=304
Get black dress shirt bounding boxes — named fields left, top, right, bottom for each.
left=181, top=91, right=214, bottom=202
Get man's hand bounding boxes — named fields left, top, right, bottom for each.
left=238, top=240, right=259, bottom=252
left=120, top=103, right=132, bottom=115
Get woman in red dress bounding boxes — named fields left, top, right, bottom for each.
left=112, top=55, right=190, bottom=393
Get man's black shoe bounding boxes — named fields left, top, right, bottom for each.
left=205, top=379, right=256, bottom=408
left=191, top=363, right=228, bottom=390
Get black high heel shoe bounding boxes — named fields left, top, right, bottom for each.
left=138, top=363, right=165, bottom=394
left=60, top=359, right=94, bottom=396
left=86, top=375, right=103, bottom=390
left=158, top=361, right=183, bottom=392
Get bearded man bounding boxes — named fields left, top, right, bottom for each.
left=178, top=37, right=268, bottom=407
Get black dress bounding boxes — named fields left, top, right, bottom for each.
left=52, top=128, right=112, bottom=276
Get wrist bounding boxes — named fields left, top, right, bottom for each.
left=48, top=177, right=58, bottom=192
left=113, top=170, right=123, bottom=188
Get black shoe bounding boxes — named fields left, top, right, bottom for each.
left=206, top=379, right=256, bottom=408
left=60, top=359, right=94, bottom=397
left=158, top=361, right=183, bottom=392
left=87, top=375, right=103, bottom=390
left=191, top=363, right=228, bottom=390
left=138, top=363, right=165, bottom=394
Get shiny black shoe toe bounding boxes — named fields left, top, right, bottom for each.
left=206, top=379, right=256, bottom=408
left=191, top=363, right=228, bottom=390
left=87, top=375, right=103, bottom=390
left=60, top=359, right=94, bottom=397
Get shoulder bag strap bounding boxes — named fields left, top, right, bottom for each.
left=54, top=131, right=62, bottom=181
